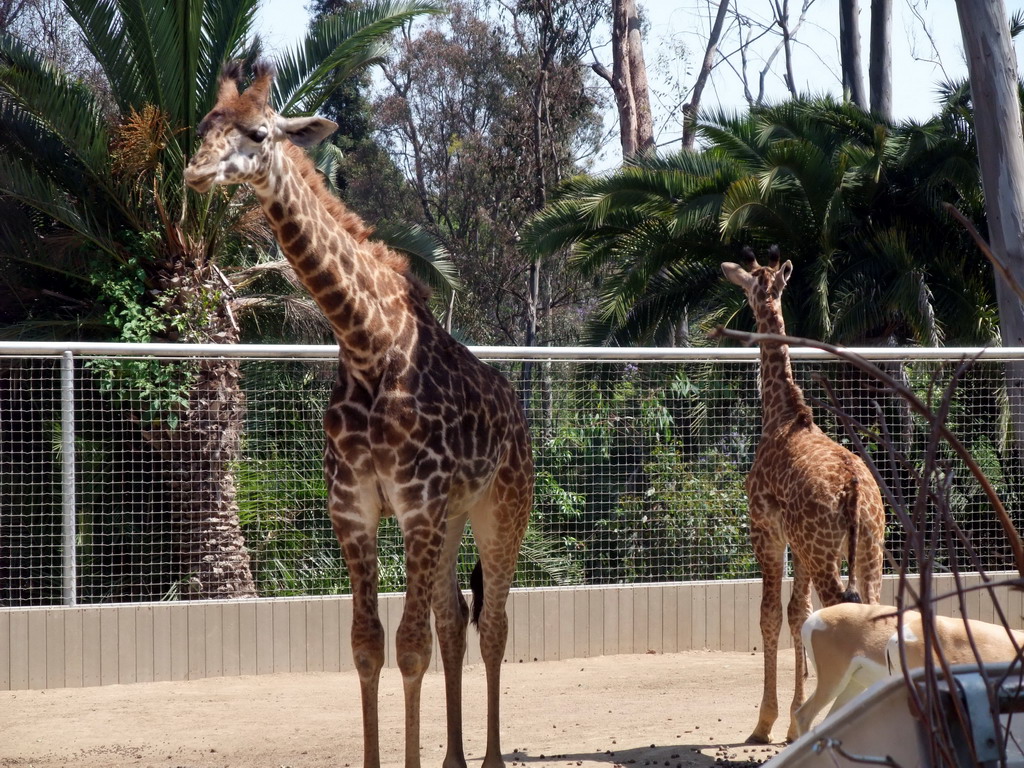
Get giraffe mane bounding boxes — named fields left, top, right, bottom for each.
left=281, top=142, right=431, bottom=301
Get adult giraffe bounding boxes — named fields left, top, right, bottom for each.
left=721, top=246, right=885, bottom=744
left=185, top=61, right=533, bottom=768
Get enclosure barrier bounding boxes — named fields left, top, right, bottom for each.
left=2, top=342, right=1024, bottom=690
left=2, top=573, right=1020, bottom=691
left=1, top=342, right=1023, bottom=607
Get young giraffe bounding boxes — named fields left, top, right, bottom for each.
left=721, top=246, right=885, bottom=744
left=184, top=62, right=533, bottom=768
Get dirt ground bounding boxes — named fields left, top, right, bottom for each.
left=0, top=650, right=796, bottom=768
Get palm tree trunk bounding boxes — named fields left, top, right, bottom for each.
left=141, top=255, right=256, bottom=599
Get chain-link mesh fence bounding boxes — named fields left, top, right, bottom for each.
left=1, top=345, right=1021, bottom=606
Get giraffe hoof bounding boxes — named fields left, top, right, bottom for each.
left=746, top=730, right=773, bottom=745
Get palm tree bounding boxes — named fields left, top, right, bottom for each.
left=524, top=97, right=996, bottom=349
left=0, top=0, right=443, bottom=599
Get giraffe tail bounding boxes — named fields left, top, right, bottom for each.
left=470, top=559, right=484, bottom=627
left=841, top=476, right=863, bottom=604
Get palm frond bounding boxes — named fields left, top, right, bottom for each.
left=0, top=32, right=112, bottom=190
left=373, top=220, right=461, bottom=296
left=274, top=1, right=442, bottom=115
left=0, top=152, right=123, bottom=259
left=62, top=0, right=161, bottom=113
left=230, top=294, right=333, bottom=342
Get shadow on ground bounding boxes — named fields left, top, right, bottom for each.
left=507, top=740, right=786, bottom=768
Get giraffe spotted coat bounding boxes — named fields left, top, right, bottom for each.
left=185, top=61, right=533, bottom=768
left=722, top=247, right=885, bottom=744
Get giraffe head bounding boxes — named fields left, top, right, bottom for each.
left=184, top=61, right=338, bottom=193
left=721, top=245, right=793, bottom=322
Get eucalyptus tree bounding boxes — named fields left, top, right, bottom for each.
left=956, top=0, right=1024, bottom=457
left=0, top=0, right=442, bottom=599
left=374, top=0, right=604, bottom=346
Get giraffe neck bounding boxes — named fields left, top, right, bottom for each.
left=755, top=303, right=813, bottom=433
left=253, top=144, right=414, bottom=374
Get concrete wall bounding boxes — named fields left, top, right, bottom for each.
left=2, top=574, right=1019, bottom=691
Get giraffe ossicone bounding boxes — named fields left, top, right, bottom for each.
left=186, top=61, right=534, bottom=768
left=721, top=246, right=885, bottom=744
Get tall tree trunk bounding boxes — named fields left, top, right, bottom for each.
left=594, top=0, right=654, bottom=159
left=623, top=0, right=654, bottom=155
left=520, top=3, right=557, bottom=408
left=956, top=0, right=1024, bottom=454
left=869, top=0, right=893, bottom=119
left=839, top=0, right=867, bottom=109
left=143, top=252, right=256, bottom=599
left=779, top=0, right=796, bottom=98
left=682, top=0, right=730, bottom=149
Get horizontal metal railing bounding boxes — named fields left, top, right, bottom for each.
left=3, top=340, right=1024, bottom=361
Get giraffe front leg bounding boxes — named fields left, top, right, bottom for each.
left=749, top=524, right=785, bottom=744
left=432, top=514, right=471, bottom=768
left=397, top=515, right=446, bottom=768
left=336, top=523, right=385, bottom=768
left=328, top=444, right=385, bottom=768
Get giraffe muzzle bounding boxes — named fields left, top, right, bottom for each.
left=183, top=163, right=216, bottom=193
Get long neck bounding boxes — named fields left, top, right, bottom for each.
left=754, top=300, right=812, bottom=432
left=253, top=145, right=412, bottom=372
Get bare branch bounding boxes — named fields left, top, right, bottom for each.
left=942, top=201, right=1024, bottom=304
left=682, top=0, right=730, bottom=149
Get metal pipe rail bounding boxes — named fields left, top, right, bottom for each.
left=2, top=341, right=1024, bottom=361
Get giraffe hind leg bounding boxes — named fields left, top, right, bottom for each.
left=785, top=568, right=812, bottom=743
left=470, top=488, right=530, bottom=768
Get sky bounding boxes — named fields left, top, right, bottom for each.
left=258, top=0, right=1024, bottom=159
left=643, top=2, right=1024, bottom=131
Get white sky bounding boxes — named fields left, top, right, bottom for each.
left=258, top=0, right=1024, bottom=159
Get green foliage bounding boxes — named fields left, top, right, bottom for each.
left=613, top=447, right=755, bottom=582
left=529, top=363, right=758, bottom=585
left=371, top=0, right=604, bottom=344
left=86, top=251, right=198, bottom=428
left=0, top=0, right=445, bottom=340
left=525, top=97, right=997, bottom=348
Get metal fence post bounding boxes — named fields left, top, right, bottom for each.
left=61, top=350, right=77, bottom=606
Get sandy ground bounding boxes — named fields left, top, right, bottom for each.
left=0, top=651, right=796, bottom=768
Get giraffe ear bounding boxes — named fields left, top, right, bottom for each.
left=774, top=260, right=794, bottom=291
left=276, top=115, right=339, bottom=147
left=721, top=262, right=753, bottom=290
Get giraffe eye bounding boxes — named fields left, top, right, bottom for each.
left=246, top=126, right=269, bottom=143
